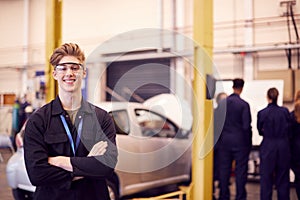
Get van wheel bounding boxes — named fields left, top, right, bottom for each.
left=107, top=180, right=119, bottom=200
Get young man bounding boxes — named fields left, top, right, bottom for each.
left=24, top=43, right=118, bottom=200
left=258, top=87, right=290, bottom=200
left=218, top=78, right=252, bottom=200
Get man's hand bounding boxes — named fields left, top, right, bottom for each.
left=88, top=141, right=108, bottom=157
left=48, top=156, right=73, bottom=172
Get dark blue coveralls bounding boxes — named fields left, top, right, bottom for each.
left=257, top=103, right=290, bottom=200
left=218, top=93, right=252, bottom=200
left=290, top=111, right=300, bottom=199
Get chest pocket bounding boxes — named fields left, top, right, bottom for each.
left=44, top=132, right=70, bottom=156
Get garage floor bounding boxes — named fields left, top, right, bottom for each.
left=0, top=148, right=298, bottom=200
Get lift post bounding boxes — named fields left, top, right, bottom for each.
left=45, top=0, right=62, bottom=102
left=191, top=0, right=214, bottom=199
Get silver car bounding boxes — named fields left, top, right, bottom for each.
left=6, top=94, right=193, bottom=200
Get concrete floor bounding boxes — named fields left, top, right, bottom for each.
left=0, top=148, right=298, bottom=200
left=213, top=179, right=298, bottom=200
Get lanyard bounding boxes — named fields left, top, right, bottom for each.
left=60, top=114, right=83, bottom=156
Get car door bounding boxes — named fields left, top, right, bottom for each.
left=134, top=109, right=191, bottom=185
left=109, top=109, right=143, bottom=193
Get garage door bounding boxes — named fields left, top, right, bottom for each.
left=106, top=58, right=170, bottom=102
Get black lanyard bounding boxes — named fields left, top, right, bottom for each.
left=60, top=115, right=83, bottom=156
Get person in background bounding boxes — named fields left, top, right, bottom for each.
left=24, top=43, right=118, bottom=200
left=11, top=97, right=21, bottom=150
left=218, top=78, right=252, bottom=200
left=19, top=94, right=31, bottom=130
left=11, top=94, right=32, bottom=151
left=213, top=92, right=228, bottom=200
left=257, top=87, right=290, bottom=200
left=290, top=90, right=300, bottom=199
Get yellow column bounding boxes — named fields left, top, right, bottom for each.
left=191, top=0, right=214, bottom=200
left=45, top=0, right=62, bottom=102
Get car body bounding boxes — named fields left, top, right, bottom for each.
left=6, top=94, right=193, bottom=200
left=6, top=123, right=35, bottom=199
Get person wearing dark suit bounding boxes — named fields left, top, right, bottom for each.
left=257, top=87, right=291, bottom=200
left=290, top=90, right=300, bottom=199
left=218, top=78, right=252, bottom=200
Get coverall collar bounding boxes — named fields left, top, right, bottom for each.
left=51, top=96, right=94, bottom=116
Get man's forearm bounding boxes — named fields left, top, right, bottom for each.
left=48, top=156, right=73, bottom=172
left=48, top=141, right=108, bottom=171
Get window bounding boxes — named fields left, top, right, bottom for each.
left=106, top=59, right=171, bottom=102
left=135, top=109, right=177, bottom=138
left=109, top=110, right=130, bottom=135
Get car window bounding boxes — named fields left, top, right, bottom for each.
left=135, top=109, right=177, bottom=138
left=109, top=110, right=130, bottom=135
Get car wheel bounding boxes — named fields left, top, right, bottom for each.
left=12, top=188, right=33, bottom=200
left=107, top=180, right=119, bottom=200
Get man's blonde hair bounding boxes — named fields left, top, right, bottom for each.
left=49, top=43, right=85, bottom=67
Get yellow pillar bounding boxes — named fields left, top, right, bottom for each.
left=191, top=0, right=214, bottom=200
left=45, top=0, right=62, bottom=102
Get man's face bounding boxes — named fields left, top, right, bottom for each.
left=52, top=56, right=86, bottom=94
